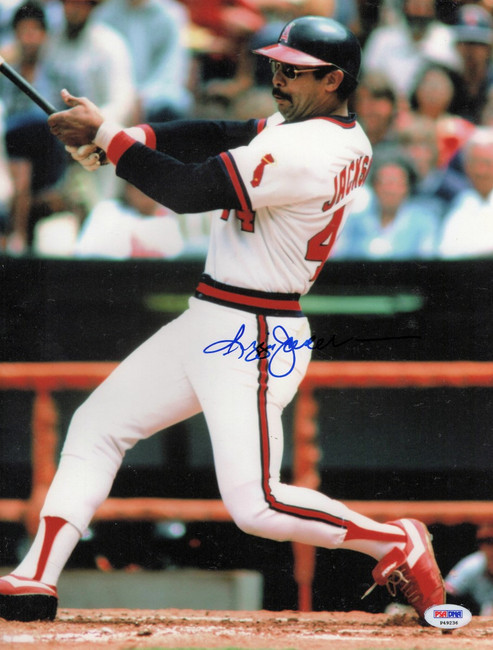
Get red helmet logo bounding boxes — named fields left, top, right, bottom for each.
left=280, top=22, right=293, bottom=44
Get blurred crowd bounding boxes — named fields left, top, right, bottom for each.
left=0, top=0, right=492, bottom=261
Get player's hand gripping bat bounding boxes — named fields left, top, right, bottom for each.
left=0, top=54, right=106, bottom=168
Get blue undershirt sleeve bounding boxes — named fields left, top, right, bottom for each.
left=149, top=119, right=261, bottom=162
left=115, top=142, right=242, bottom=213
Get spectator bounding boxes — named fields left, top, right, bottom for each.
left=438, top=127, right=493, bottom=258
left=93, top=0, right=193, bottom=123
left=0, top=0, right=64, bottom=48
left=352, top=71, right=398, bottom=149
left=449, top=4, right=493, bottom=124
left=192, top=1, right=291, bottom=108
left=73, top=182, right=184, bottom=259
left=445, top=524, right=493, bottom=616
left=409, top=63, right=458, bottom=122
left=196, top=1, right=360, bottom=108
left=407, top=63, right=475, bottom=168
left=43, top=0, right=136, bottom=211
left=332, top=150, right=441, bottom=260
left=0, top=0, right=67, bottom=255
left=395, top=114, right=470, bottom=212
left=44, top=0, right=135, bottom=124
left=363, top=0, right=459, bottom=104
left=182, top=0, right=266, bottom=87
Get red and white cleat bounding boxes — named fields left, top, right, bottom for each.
left=363, top=518, right=445, bottom=620
left=0, top=574, right=58, bottom=621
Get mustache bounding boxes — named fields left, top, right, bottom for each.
left=272, top=88, right=291, bottom=102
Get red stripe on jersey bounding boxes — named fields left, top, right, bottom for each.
left=256, top=317, right=405, bottom=543
left=107, top=131, right=137, bottom=165
left=137, top=123, right=157, bottom=149
left=256, top=118, right=267, bottom=133
left=219, top=152, right=250, bottom=212
left=196, top=281, right=301, bottom=312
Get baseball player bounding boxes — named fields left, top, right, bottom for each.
left=0, top=16, right=444, bottom=622
left=445, top=524, right=493, bottom=615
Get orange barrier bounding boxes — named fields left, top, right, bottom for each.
left=1, top=361, right=493, bottom=611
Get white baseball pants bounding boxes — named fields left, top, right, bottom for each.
left=41, top=297, right=392, bottom=549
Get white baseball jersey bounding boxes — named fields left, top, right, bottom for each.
left=209, top=112, right=372, bottom=294
left=98, top=111, right=372, bottom=298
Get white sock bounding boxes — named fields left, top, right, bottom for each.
left=341, top=534, right=406, bottom=561
left=15, top=516, right=81, bottom=586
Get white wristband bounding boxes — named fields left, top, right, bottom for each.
left=94, top=122, right=147, bottom=151
left=94, top=121, right=124, bottom=151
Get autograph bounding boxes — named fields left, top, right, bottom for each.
left=203, top=324, right=420, bottom=378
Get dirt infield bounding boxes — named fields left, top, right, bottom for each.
left=2, top=609, right=493, bottom=649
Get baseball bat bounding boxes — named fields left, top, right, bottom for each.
left=0, top=54, right=106, bottom=162
left=0, top=53, right=57, bottom=115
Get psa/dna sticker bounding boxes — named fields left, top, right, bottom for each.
left=424, top=604, right=472, bottom=629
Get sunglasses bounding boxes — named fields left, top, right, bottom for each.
left=269, top=59, right=327, bottom=80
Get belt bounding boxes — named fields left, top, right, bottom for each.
left=195, top=274, right=303, bottom=317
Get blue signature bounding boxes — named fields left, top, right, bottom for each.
left=203, top=324, right=313, bottom=378
left=203, top=325, right=421, bottom=378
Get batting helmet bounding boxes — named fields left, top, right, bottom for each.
left=253, top=15, right=361, bottom=84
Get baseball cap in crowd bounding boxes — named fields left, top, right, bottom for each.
left=454, top=4, right=493, bottom=45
